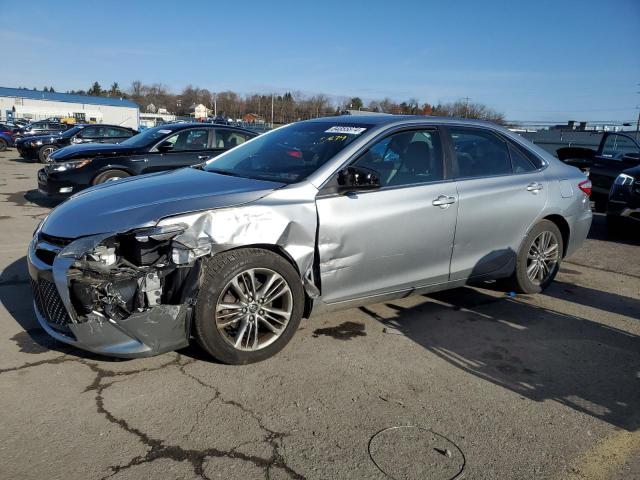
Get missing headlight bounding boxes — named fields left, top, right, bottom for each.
left=86, top=245, right=117, bottom=266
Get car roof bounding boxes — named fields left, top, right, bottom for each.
left=74, top=124, right=135, bottom=129
left=304, top=114, right=501, bottom=129
left=156, top=122, right=257, bottom=134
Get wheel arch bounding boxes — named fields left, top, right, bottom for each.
left=211, top=243, right=315, bottom=318
left=91, top=165, right=136, bottom=184
left=542, top=214, right=570, bottom=258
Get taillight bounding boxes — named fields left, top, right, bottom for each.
left=578, top=179, right=592, bottom=197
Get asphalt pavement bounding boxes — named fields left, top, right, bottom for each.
left=0, top=149, right=638, bottom=480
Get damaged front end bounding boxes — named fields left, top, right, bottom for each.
left=28, top=194, right=321, bottom=358
left=28, top=225, right=199, bottom=357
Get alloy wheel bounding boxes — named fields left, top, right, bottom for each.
left=526, top=231, right=559, bottom=285
left=215, top=267, right=293, bottom=351
left=42, top=147, right=55, bottom=163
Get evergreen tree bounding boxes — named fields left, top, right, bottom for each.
left=88, top=82, right=102, bottom=96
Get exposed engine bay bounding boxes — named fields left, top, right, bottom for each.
left=68, top=225, right=195, bottom=322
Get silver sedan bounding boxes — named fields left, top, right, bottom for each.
left=28, top=116, right=592, bottom=363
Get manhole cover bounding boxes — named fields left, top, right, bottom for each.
left=368, top=426, right=465, bottom=480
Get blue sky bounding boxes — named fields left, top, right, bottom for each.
left=1, top=0, right=638, bottom=122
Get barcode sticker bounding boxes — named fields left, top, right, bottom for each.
left=325, top=126, right=367, bottom=135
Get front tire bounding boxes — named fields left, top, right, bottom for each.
left=508, top=220, right=563, bottom=294
left=38, top=145, right=58, bottom=163
left=194, top=248, right=304, bottom=364
left=93, top=169, right=131, bottom=184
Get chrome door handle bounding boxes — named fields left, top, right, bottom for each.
left=526, top=182, right=543, bottom=193
left=198, top=155, right=209, bottom=160
left=432, top=195, right=456, bottom=208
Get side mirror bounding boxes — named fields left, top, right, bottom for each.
left=157, top=140, right=174, bottom=152
left=337, top=166, right=381, bottom=193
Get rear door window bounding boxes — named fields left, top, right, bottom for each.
left=508, top=143, right=538, bottom=173
left=449, top=128, right=512, bottom=178
left=107, top=127, right=133, bottom=138
left=215, top=130, right=252, bottom=149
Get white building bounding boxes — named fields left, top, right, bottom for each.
left=139, top=112, right=178, bottom=130
left=192, top=104, right=211, bottom=120
left=0, top=87, right=140, bottom=129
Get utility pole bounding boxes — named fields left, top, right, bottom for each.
left=213, top=92, right=217, bottom=117
left=463, top=96, right=471, bottom=118
left=271, top=93, right=274, bottom=127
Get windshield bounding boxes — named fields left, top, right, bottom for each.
left=203, top=122, right=370, bottom=183
left=60, top=126, right=83, bottom=138
left=120, top=125, right=175, bottom=148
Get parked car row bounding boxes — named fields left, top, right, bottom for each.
left=16, top=124, right=138, bottom=162
left=28, top=115, right=592, bottom=364
left=0, top=118, right=73, bottom=150
left=15, top=120, right=72, bottom=137
left=37, top=123, right=257, bottom=196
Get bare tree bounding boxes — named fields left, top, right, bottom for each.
left=98, top=82, right=506, bottom=126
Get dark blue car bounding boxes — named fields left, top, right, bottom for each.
left=0, top=131, right=15, bottom=151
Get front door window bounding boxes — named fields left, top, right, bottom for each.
left=353, top=129, right=444, bottom=187
left=163, top=129, right=210, bottom=151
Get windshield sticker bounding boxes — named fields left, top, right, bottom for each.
left=158, top=129, right=172, bottom=134
left=325, top=135, right=348, bottom=142
left=325, top=126, right=367, bottom=135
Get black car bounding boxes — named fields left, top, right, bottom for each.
left=558, top=131, right=640, bottom=211
left=607, top=164, right=640, bottom=233
left=38, top=123, right=258, bottom=197
left=16, top=124, right=137, bottom=163
left=16, top=120, right=71, bottom=138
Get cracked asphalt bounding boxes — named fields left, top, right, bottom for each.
left=1, top=149, right=639, bottom=480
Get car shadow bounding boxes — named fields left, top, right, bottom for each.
left=24, top=189, right=63, bottom=208
left=588, top=212, right=640, bottom=246
left=6, top=154, right=36, bottom=164
left=360, top=285, right=640, bottom=432
left=544, top=280, right=640, bottom=320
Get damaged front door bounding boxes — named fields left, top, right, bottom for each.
left=316, top=128, right=457, bottom=304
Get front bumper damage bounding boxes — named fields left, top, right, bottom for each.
left=28, top=198, right=320, bottom=358
left=28, top=232, right=193, bottom=357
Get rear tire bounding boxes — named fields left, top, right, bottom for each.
left=194, top=248, right=304, bottom=364
left=507, top=220, right=563, bottom=294
left=92, top=169, right=130, bottom=185
left=0, top=138, right=7, bottom=152
left=38, top=145, right=58, bottom=163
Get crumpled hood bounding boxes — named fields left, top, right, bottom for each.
left=42, top=168, right=284, bottom=238
left=50, top=142, right=137, bottom=161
